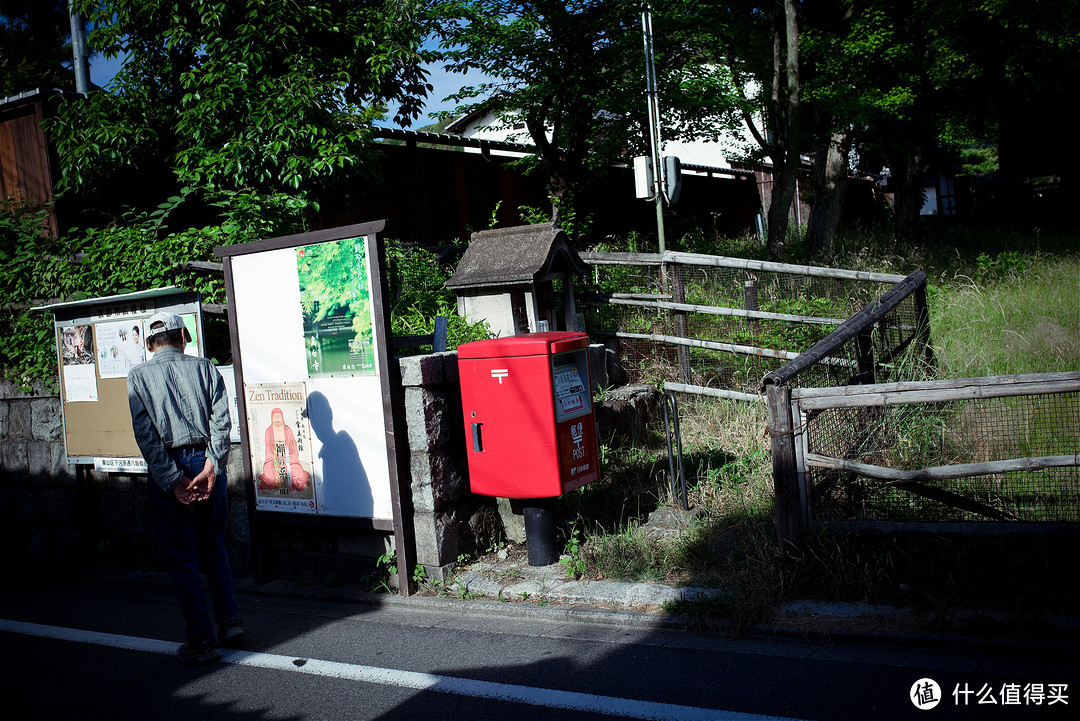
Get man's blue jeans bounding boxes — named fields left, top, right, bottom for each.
left=148, top=449, right=239, bottom=644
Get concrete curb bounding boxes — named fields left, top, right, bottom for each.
left=16, top=566, right=1079, bottom=655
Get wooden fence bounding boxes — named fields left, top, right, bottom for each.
left=579, top=250, right=1077, bottom=545
left=764, top=371, right=1080, bottom=545
left=577, top=250, right=917, bottom=399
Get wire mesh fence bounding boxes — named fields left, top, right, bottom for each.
left=803, top=387, right=1080, bottom=522
left=577, top=250, right=1077, bottom=531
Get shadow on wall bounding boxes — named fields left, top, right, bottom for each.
left=305, top=390, right=371, bottom=516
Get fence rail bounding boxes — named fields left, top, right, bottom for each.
left=761, top=270, right=933, bottom=390
left=578, top=251, right=927, bottom=398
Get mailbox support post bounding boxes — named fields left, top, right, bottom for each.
left=522, top=499, right=557, bottom=566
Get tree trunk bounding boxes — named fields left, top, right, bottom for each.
left=892, top=150, right=923, bottom=241
left=766, top=160, right=798, bottom=259
left=764, top=0, right=801, bottom=261
left=807, top=126, right=851, bottom=258
left=526, top=113, right=566, bottom=224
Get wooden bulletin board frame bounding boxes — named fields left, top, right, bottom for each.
left=35, top=288, right=203, bottom=468
left=214, top=221, right=415, bottom=593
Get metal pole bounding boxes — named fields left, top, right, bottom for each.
left=523, top=499, right=557, bottom=566
left=68, top=1, right=91, bottom=93
left=641, top=3, right=666, bottom=254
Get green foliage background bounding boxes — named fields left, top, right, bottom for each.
left=0, top=191, right=308, bottom=390
left=298, top=236, right=373, bottom=339
left=385, top=242, right=490, bottom=348
left=1, top=193, right=488, bottom=390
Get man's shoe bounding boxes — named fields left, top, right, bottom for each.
left=177, top=639, right=221, bottom=663
left=219, top=617, right=246, bottom=647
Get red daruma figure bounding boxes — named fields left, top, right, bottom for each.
left=257, top=408, right=311, bottom=492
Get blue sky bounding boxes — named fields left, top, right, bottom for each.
left=88, top=52, right=123, bottom=89
left=381, top=61, right=494, bottom=128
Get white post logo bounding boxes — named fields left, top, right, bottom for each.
left=491, top=369, right=509, bottom=384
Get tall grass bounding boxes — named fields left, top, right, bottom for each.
left=930, top=256, right=1080, bottom=377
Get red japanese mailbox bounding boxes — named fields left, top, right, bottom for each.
left=458, top=331, right=599, bottom=500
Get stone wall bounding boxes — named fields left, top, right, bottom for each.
left=399, top=351, right=500, bottom=582
left=0, top=379, right=252, bottom=573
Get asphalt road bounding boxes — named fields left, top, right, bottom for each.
left=3, top=574, right=1077, bottom=720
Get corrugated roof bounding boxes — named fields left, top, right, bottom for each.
left=32, top=286, right=184, bottom=312
left=0, top=87, right=85, bottom=108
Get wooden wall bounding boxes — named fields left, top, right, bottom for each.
left=0, top=93, right=58, bottom=236
left=349, top=140, right=762, bottom=247
left=0, top=91, right=763, bottom=247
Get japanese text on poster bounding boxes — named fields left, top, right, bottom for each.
left=246, top=382, right=317, bottom=514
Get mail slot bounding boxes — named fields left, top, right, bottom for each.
left=458, top=331, right=599, bottom=499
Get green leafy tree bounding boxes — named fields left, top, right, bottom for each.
left=800, top=0, right=922, bottom=256
left=675, top=0, right=802, bottom=259
left=802, top=0, right=1080, bottom=246
left=0, top=191, right=310, bottom=388
left=432, top=0, right=740, bottom=238
left=432, top=0, right=641, bottom=228
left=54, top=0, right=434, bottom=211
left=921, top=0, right=1080, bottom=225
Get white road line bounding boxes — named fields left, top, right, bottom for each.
left=4, top=620, right=806, bottom=721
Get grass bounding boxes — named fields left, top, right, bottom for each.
left=930, top=256, right=1080, bottom=377
left=564, top=224, right=1079, bottom=635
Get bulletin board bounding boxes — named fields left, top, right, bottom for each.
left=214, top=221, right=407, bottom=528
left=35, top=288, right=204, bottom=470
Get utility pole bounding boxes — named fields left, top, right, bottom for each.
left=68, top=1, right=91, bottom=93
left=641, top=3, right=666, bottom=254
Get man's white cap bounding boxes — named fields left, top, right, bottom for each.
left=146, top=311, right=192, bottom=342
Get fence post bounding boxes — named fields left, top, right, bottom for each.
left=668, top=260, right=693, bottom=383
left=744, top=278, right=759, bottom=330
left=855, top=328, right=875, bottom=384
left=766, top=383, right=805, bottom=549
left=913, top=280, right=936, bottom=369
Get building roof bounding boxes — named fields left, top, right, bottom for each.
left=445, top=223, right=590, bottom=289
left=0, top=87, right=85, bottom=110
left=372, top=127, right=752, bottom=178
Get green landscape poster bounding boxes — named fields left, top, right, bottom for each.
left=296, top=236, right=375, bottom=377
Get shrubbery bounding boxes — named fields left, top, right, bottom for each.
left=1, top=191, right=485, bottom=391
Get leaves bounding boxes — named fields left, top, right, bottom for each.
left=54, top=0, right=433, bottom=204
left=0, top=191, right=309, bottom=389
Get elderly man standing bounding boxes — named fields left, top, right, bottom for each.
left=127, top=311, right=244, bottom=662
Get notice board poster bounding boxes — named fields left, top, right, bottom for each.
left=297, top=237, right=377, bottom=377
left=222, top=224, right=395, bottom=521
left=40, top=288, right=203, bottom=463
left=95, top=319, right=146, bottom=378
left=59, top=325, right=97, bottom=401
left=247, top=382, right=316, bottom=514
